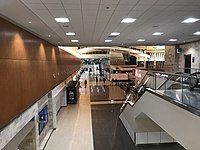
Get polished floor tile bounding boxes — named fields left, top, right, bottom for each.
left=44, top=76, right=93, bottom=150
left=91, top=104, right=185, bottom=150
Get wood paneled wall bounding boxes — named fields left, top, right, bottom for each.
left=0, top=17, right=81, bottom=130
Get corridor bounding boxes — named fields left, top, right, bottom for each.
left=45, top=73, right=185, bottom=150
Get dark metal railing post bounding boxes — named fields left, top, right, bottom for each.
left=164, top=77, right=167, bottom=92
left=181, top=76, right=184, bottom=103
left=154, top=73, right=157, bottom=92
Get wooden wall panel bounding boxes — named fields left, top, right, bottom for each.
left=0, top=60, right=22, bottom=127
left=0, top=17, right=81, bottom=130
left=19, top=60, right=46, bottom=107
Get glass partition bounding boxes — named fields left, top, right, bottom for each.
left=121, top=68, right=200, bottom=113
left=153, top=72, right=200, bottom=111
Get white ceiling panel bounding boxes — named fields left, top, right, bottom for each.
left=119, top=0, right=139, bottom=5
left=26, top=3, right=46, bottom=10
left=0, top=0, right=199, bottom=46
left=66, top=9, right=82, bottom=15
left=97, top=10, right=113, bottom=21
left=155, top=0, right=176, bottom=6
left=115, top=4, right=133, bottom=12
left=82, top=0, right=100, bottom=4
left=63, top=4, right=81, bottom=10
left=101, top=0, right=120, bottom=5
left=50, top=9, right=66, bottom=17
left=82, top=4, right=99, bottom=10
left=138, top=0, right=158, bottom=5
left=99, top=4, right=117, bottom=11
left=42, top=0, right=61, bottom=4
left=61, top=0, right=80, bottom=5
left=45, top=3, right=63, bottom=10
left=21, top=0, right=41, bottom=4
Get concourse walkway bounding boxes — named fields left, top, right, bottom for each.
left=45, top=73, right=93, bottom=150
left=44, top=72, right=184, bottom=150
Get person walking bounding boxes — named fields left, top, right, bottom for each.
left=96, top=76, right=98, bottom=83
left=111, top=78, right=114, bottom=85
left=103, top=77, right=106, bottom=84
left=84, top=80, right=87, bottom=88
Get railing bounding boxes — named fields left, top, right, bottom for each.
left=157, top=66, right=200, bottom=74
left=148, top=71, right=200, bottom=111
left=120, top=68, right=200, bottom=113
left=120, top=72, right=151, bottom=112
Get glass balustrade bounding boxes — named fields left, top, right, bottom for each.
left=150, top=71, right=200, bottom=111
left=121, top=68, right=200, bottom=113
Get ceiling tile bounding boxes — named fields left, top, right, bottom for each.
left=63, top=4, right=81, bottom=10
left=1, top=0, right=199, bottom=46
left=101, top=0, right=120, bottom=5
left=45, top=3, right=63, bottom=10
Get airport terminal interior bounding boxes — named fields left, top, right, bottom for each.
left=0, top=0, right=200, bottom=150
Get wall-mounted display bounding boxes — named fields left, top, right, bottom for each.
left=38, top=105, right=48, bottom=134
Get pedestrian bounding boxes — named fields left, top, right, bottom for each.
left=111, top=78, right=114, bottom=85
left=84, top=80, right=87, bottom=88
left=96, top=76, right=98, bottom=83
left=103, top=77, right=106, bottom=84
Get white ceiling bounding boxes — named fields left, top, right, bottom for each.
left=0, top=0, right=200, bottom=46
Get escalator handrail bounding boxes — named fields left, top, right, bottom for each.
left=156, top=72, right=185, bottom=90
left=151, top=71, right=200, bottom=79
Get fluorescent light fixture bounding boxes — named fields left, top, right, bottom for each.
left=66, top=32, right=75, bottom=35
left=169, top=39, right=177, bottom=42
left=71, top=40, right=78, bottom=42
left=121, top=18, right=136, bottom=23
left=182, top=18, right=200, bottom=23
left=105, top=39, right=112, bottom=42
left=28, top=21, right=32, bottom=24
left=153, top=32, right=164, bottom=35
left=193, top=31, right=200, bottom=35
left=55, top=17, right=69, bottom=23
left=137, top=39, right=145, bottom=42
left=110, top=32, right=120, bottom=36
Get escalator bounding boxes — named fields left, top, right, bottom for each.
left=120, top=70, right=200, bottom=150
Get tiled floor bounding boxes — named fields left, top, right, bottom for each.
left=45, top=73, right=185, bottom=150
left=91, top=104, right=134, bottom=150
left=91, top=104, right=185, bottom=150
left=45, top=74, right=93, bottom=150
left=90, top=85, right=126, bottom=102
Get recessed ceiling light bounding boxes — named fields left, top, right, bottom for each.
left=105, top=39, right=112, bottom=42
left=28, top=21, right=32, bottom=24
left=110, top=32, right=120, bottom=36
left=66, top=32, right=75, bottom=35
left=48, top=35, right=51, bottom=37
left=169, top=39, right=177, bottom=42
left=121, top=18, right=136, bottom=23
left=71, top=40, right=78, bottom=42
left=152, top=32, right=164, bottom=35
left=137, top=39, right=145, bottom=42
left=193, top=31, right=200, bottom=35
left=55, top=17, right=69, bottom=23
left=182, top=18, right=200, bottom=23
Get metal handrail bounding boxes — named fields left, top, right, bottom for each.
left=120, top=69, right=200, bottom=115
left=151, top=71, right=200, bottom=80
